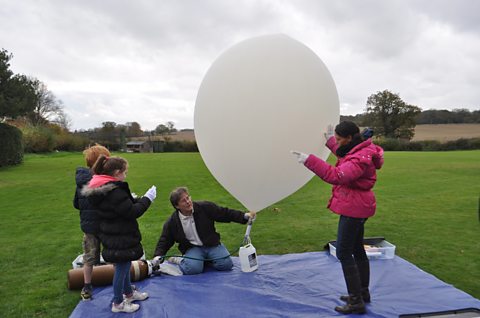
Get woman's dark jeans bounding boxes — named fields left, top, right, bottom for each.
left=336, top=215, right=368, bottom=267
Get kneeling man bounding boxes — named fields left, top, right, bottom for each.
left=153, top=187, right=256, bottom=275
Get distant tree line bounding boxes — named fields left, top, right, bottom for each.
left=415, top=109, right=480, bottom=124
left=342, top=108, right=480, bottom=125
left=74, top=120, right=195, bottom=152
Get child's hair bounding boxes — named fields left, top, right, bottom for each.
left=335, top=120, right=360, bottom=138
left=335, top=120, right=363, bottom=143
left=92, top=155, right=128, bottom=176
left=83, top=144, right=111, bottom=168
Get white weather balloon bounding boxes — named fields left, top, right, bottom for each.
left=194, top=34, right=339, bottom=211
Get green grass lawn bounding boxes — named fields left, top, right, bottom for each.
left=0, top=151, right=479, bottom=317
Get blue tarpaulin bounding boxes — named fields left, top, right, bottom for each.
left=69, top=252, right=480, bottom=317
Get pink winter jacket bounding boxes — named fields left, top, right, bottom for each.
left=304, top=136, right=384, bottom=218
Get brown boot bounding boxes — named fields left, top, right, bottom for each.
left=340, top=288, right=371, bottom=303
left=335, top=294, right=366, bottom=314
left=336, top=264, right=366, bottom=314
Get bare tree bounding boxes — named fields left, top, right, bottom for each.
left=52, top=109, right=72, bottom=130
left=166, top=121, right=177, bottom=132
left=27, top=78, right=65, bottom=125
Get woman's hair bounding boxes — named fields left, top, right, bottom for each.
left=335, top=121, right=364, bottom=157
left=169, top=187, right=189, bottom=208
left=91, top=155, right=128, bottom=176
left=83, top=144, right=111, bottom=168
left=335, top=121, right=360, bottom=138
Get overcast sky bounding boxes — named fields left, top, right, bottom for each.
left=1, top=0, right=479, bottom=131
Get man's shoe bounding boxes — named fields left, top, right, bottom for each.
left=111, top=301, right=140, bottom=313
left=124, top=290, right=149, bottom=302
left=80, top=286, right=93, bottom=301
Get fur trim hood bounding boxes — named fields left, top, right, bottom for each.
left=81, top=182, right=119, bottom=198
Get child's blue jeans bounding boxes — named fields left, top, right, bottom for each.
left=112, top=261, right=133, bottom=304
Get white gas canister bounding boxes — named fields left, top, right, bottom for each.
left=239, top=243, right=258, bottom=272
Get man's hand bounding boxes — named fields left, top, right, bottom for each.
left=245, top=211, right=257, bottom=220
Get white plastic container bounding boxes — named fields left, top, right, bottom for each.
left=239, top=244, right=259, bottom=272
left=329, top=240, right=396, bottom=260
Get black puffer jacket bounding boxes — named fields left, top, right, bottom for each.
left=73, top=167, right=100, bottom=234
left=154, top=201, right=247, bottom=257
left=82, top=181, right=151, bottom=263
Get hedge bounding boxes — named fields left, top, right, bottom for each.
left=375, top=137, right=480, bottom=151
left=21, top=125, right=56, bottom=153
left=163, top=140, right=198, bottom=152
left=0, top=123, right=24, bottom=167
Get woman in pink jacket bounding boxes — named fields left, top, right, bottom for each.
left=292, top=121, right=384, bottom=315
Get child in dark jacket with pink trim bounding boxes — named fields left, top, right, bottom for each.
left=82, top=155, right=156, bottom=313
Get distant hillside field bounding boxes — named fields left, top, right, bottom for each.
left=412, top=124, right=480, bottom=141
left=168, top=124, right=480, bottom=142
left=132, top=124, right=480, bottom=143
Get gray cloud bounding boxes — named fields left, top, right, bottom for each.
left=1, top=0, right=478, bottom=130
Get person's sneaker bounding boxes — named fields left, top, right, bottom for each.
left=80, top=286, right=93, bottom=301
left=168, top=256, right=183, bottom=265
left=124, top=290, right=149, bottom=303
left=111, top=301, right=140, bottom=313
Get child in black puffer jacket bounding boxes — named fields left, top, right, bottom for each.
left=82, top=155, right=157, bottom=313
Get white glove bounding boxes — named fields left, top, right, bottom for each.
left=131, top=192, right=138, bottom=199
left=144, top=185, right=157, bottom=202
left=152, top=256, right=164, bottom=266
left=324, top=124, right=334, bottom=141
left=291, top=151, right=308, bottom=164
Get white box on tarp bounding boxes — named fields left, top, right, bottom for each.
left=329, top=240, right=396, bottom=260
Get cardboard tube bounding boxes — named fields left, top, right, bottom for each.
left=67, top=260, right=150, bottom=290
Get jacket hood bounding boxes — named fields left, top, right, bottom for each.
left=75, top=167, right=92, bottom=187
left=350, top=139, right=372, bottom=154
left=88, top=174, right=118, bottom=188
left=81, top=182, right=119, bottom=198
left=372, top=144, right=384, bottom=169
left=350, top=139, right=384, bottom=170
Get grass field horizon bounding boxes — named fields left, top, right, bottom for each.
left=0, top=150, right=479, bottom=317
